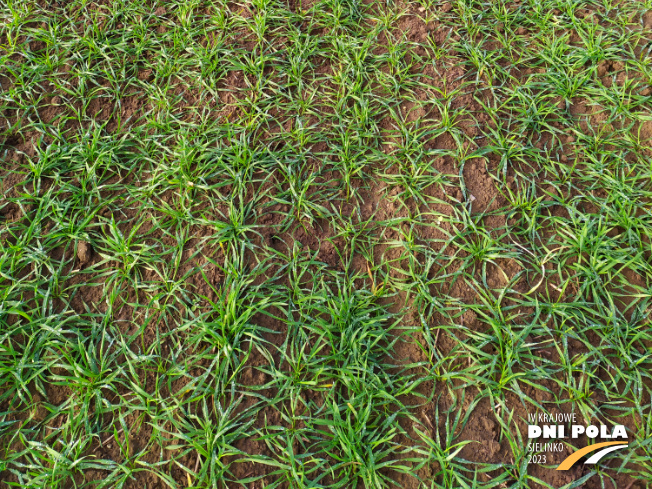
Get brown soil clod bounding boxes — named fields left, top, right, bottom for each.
left=77, top=240, right=92, bottom=265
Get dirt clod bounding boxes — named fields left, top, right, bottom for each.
left=77, top=241, right=92, bottom=264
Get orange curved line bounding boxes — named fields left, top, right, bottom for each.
left=556, top=442, right=627, bottom=470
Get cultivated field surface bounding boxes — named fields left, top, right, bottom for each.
left=1, top=0, right=652, bottom=488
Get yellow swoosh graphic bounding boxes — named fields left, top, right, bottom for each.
left=556, top=441, right=628, bottom=470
